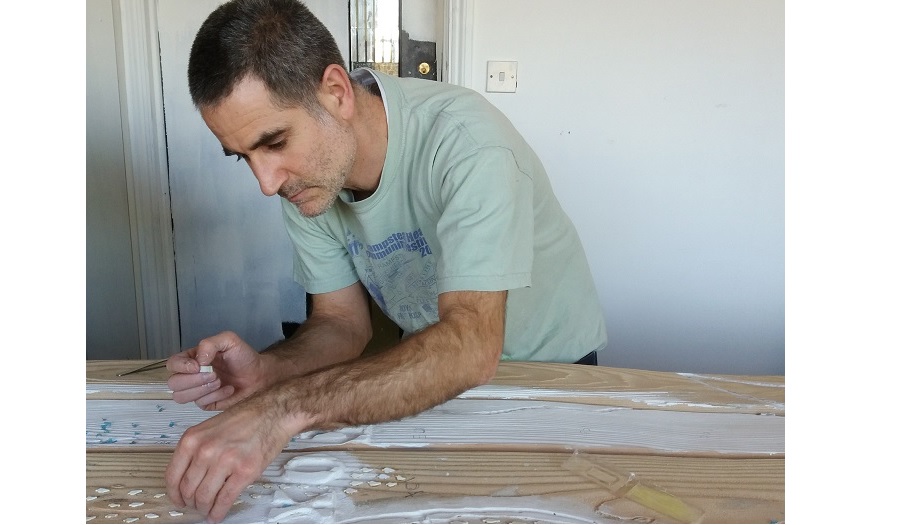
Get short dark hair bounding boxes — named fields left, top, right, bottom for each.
left=188, top=0, right=346, bottom=111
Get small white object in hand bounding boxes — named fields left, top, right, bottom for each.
left=199, top=365, right=213, bottom=373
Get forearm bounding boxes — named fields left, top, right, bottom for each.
left=258, top=312, right=372, bottom=387
left=262, top=290, right=506, bottom=433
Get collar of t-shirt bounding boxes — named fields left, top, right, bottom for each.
left=349, top=67, right=389, bottom=126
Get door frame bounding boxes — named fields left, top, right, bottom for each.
left=113, top=0, right=180, bottom=359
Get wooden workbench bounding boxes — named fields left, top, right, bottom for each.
left=86, top=360, right=784, bottom=523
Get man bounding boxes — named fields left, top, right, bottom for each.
left=165, top=0, right=607, bottom=521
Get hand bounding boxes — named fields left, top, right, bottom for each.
left=165, top=394, right=295, bottom=522
left=166, top=331, right=265, bottom=410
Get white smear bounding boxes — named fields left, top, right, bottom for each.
left=88, top=398, right=783, bottom=455
left=336, top=496, right=599, bottom=524
left=278, top=454, right=344, bottom=484
left=265, top=493, right=337, bottom=523
left=678, top=372, right=784, bottom=388
left=86, top=383, right=173, bottom=395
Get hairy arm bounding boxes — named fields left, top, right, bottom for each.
left=259, top=289, right=506, bottom=432
left=166, top=288, right=505, bottom=522
left=167, top=282, right=373, bottom=411
left=257, top=281, right=374, bottom=386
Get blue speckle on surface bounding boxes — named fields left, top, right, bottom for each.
left=100, top=421, right=112, bottom=432
left=169, top=421, right=176, bottom=427
left=132, top=422, right=139, bottom=428
left=156, top=405, right=165, bottom=412
left=99, top=438, right=117, bottom=444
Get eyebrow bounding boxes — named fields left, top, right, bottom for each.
left=222, top=127, right=289, bottom=157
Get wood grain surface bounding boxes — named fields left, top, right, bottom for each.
left=86, top=360, right=785, bottom=523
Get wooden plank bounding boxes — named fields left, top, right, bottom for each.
left=87, top=398, right=783, bottom=457
left=87, top=450, right=784, bottom=524
left=86, top=361, right=785, bottom=415
left=86, top=361, right=785, bottom=523
left=489, top=362, right=784, bottom=415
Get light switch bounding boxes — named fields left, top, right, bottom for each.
left=486, top=61, right=517, bottom=93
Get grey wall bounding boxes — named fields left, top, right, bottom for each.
left=86, top=0, right=142, bottom=360
left=468, top=0, right=784, bottom=374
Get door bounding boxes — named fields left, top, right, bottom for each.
left=350, top=0, right=444, bottom=81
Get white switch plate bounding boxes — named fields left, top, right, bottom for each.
left=486, top=61, right=517, bottom=93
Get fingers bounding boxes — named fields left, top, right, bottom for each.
left=207, top=476, right=248, bottom=523
left=169, top=374, right=221, bottom=405
left=166, top=352, right=203, bottom=374
left=190, top=463, right=229, bottom=517
left=167, top=331, right=247, bottom=374
left=165, top=409, right=277, bottom=523
left=164, top=440, right=191, bottom=508
left=196, top=384, right=237, bottom=410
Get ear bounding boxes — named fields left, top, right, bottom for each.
left=317, top=64, right=355, bottom=120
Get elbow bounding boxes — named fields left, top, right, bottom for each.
left=474, top=341, right=503, bottom=386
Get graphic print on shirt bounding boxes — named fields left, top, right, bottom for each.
left=346, top=229, right=438, bottom=333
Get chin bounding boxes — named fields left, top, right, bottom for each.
left=296, top=197, right=336, bottom=218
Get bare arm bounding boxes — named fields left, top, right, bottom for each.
left=258, top=281, right=374, bottom=384
left=165, top=281, right=373, bottom=410
left=269, top=289, right=506, bottom=431
left=166, top=289, right=506, bottom=522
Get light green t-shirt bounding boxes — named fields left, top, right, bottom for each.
left=281, top=69, right=606, bottom=362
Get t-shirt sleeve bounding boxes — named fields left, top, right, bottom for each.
left=434, top=146, right=534, bottom=293
left=280, top=198, right=360, bottom=294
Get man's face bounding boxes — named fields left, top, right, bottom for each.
left=201, top=76, right=356, bottom=218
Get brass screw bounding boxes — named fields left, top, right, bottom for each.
left=418, top=62, right=431, bottom=75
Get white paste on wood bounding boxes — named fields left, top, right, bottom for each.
left=86, top=398, right=783, bottom=455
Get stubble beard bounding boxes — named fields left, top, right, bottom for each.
left=284, top=117, right=357, bottom=218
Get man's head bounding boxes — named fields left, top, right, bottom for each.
left=188, top=0, right=345, bottom=113
left=189, top=0, right=363, bottom=218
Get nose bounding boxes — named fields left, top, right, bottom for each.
left=253, top=162, right=288, bottom=197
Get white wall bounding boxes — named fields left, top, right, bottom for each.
left=468, top=0, right=784, bottom=374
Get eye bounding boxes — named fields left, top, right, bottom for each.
left=268, top=140, right=286, bottom=151
left=224, top=150, right=246, bottom=163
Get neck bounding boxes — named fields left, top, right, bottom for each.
left=345, top=84, right=388, bottom=196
